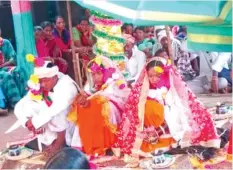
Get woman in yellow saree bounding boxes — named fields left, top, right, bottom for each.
left=68, top=56, right=130, bottom=156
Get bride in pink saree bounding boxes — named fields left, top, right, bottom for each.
left=115, top=57, right=220, bottom=158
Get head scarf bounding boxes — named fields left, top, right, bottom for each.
left=85, top=56, right=127, bottom=93
left=115, top=57, right=220, bottom=154
left=123, top=34, right=135, bottom=44
left=154, top=25, right=165, bottom=32
left=157, top=30, right=174, bottom=43
left=26, top=54, right=59, bottom=105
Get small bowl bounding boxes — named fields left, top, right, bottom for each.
left=8, top=145, right=21, bottom=156
left=153, top=154, right=166, bottom=164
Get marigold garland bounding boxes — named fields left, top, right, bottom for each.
left=91, top=10, right=128, bottom=79
left=92, top=30, right=125, bottom=44
left=93, top=45, right=125, bottom=57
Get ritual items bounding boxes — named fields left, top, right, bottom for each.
left=8, top=145, right=21, bottom=157
left=4, top=147, right=33, bottom=161
left=139, top=154, right=175, bottom=169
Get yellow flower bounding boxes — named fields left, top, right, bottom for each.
left=95, top=57, right=102, bottom=65
left=154, top=66, right=164, bottom=73
left=30, top=94, right=43, bottom=101
left=116, top=79, right=124, bottom=86
left=30, top=74, right=39, bottom=84
left=87, top=68, right=92, bottom=73
left=167, top=59, right=172, bottom=65
left=26, top=54, right=35, bottom=63
left=101, top=83, right=108, bottom=90
left=189, top=157, right=203, bottom=169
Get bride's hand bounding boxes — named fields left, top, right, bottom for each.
left=77, top=93, right=89, bottom=107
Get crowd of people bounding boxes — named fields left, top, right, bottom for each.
left=0, top=8, right=232, bottom=169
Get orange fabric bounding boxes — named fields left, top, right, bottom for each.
left=76, top=97, right=116, bottom=155
left=141, top=99, right=175, bottom=153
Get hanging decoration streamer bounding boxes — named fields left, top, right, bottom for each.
left=93, top=45, right=125, bottom=58
left=92, top=30, right=125, bottom=43
left=91, top=10, right=129, bottom=79
left=90, top=15, right=122, bottom=26
left=90, top=10, right=112, bottom=19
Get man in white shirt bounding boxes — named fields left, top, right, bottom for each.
left=14, top=59, right=78, bottom=156
left=210, top=52, right=232, bottom=93
left=123, top=34, right=146, bottom=84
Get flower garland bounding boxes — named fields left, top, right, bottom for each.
left=90, top=10, right=112, bottom=19
left=92, top=30, right=125, bottom=44
left=91, top=10, right=128, bottom=79
left=26, top=54, right=53, bottom=107
left=90, top=15, right=122, bottom=26
left=93, top=45, right=125, bottom=57
left=109, top=56, right=125, bottom=61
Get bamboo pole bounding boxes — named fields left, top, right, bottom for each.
left=165, top=26, right=174, bottom=65
left=66, top=0, right=83, bottom=88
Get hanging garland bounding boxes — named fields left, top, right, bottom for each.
left=92, top=30, right=125, bottom=43
left=90, top=10, right=113, bottom=19
left=90, top=15, right=122, bottom=26
left=91, top=10, right=130, bottom=80
left=93, top=45, right=125, bottom=57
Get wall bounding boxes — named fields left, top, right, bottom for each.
left=0, top=1, right=85, bottom=49
left=0, top=3, right=16, bottom=49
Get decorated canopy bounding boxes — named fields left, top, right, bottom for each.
left=75, top=0, right=232, bottom=52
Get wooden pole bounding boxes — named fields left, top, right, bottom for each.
left=165, top=26, right=174, bottom=65
left=66, top=0, right=83, bottom=88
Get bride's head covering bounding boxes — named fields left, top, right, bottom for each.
left=115, top=57, right=220, bottom=154
left=85, top=56, right=127, bottom=93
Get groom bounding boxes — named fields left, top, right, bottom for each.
left=14, top=58, right=78, bottom=156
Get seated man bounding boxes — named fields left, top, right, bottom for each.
left=14, top=57, right=77, bottom=156
left=0, top=37, right=22, bottom=108
left=123, top=34, right=146, bottom=84
left=67, top=56, right=130, bottom=156
left=211, top=52, right=232, bottom=93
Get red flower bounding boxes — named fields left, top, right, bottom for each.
left=34, top=58, right=45, bottom=67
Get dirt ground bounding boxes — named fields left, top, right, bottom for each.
left=0, top=93, right=232, bottom=149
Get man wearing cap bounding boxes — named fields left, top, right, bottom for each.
left=14, top=58, right=78, bottom=156
left=157, top=30, right=196, bottom=81
left=123, top=34, right=146, bottom=84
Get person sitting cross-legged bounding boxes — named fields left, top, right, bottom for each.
left=14, top=56, right=77, bottom=157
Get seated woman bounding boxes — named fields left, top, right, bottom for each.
left=34, top=26, right=49, bottom=58
left=67, top=56, right=130, bottom=156
left=38, top=21, right=68, bottom=73
left=72, top=17, right=94, bottom=62
left=116, top=57, right=220, bottom=157
left=0, top=37, right=24, bottom=108
left=53, top=16, right=91, bottom=54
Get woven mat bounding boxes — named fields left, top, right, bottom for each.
left=0, top=152, right=47, bottom=169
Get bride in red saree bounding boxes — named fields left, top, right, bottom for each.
left=115, top=57, right=220, bottom=159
